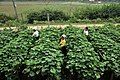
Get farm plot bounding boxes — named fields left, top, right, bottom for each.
left=0, top=24, right=120, bottom=80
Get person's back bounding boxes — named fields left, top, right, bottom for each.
left=83, top=27, right=91, bottom=41
left=33, top=30, right=39, bottom=38
left=32, top=29, right=40, bottom=42
left=60, top=38, right=66, bottom=47
left=60, top=34, right=68, bottom=56
left=83, top=27, right=89, bottom=36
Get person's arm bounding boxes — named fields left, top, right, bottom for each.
left=60, top=40, right=66, bottom=47
left=36, top=31, right=39, bottom=37
left=60, top=40, right=62, bottom=46
left=86, top=31, right=89, bottom=35
left=82, top=30, right=84, bottom=34
left=32, top=32, right=36, bottom=37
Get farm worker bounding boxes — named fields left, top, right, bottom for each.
left=83, top=27, right=91, bottom=41
left=83, top=27, right=89, bottom=36
left=60, top=34, right=68, bottom=56
left=32, top=29, right=39, bottom=41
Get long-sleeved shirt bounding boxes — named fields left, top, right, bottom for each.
left=33, top=30, right=39, bottom=37
left=84, top=30, right=89, bottom=35
left=60, top=39, right=66, bottom=47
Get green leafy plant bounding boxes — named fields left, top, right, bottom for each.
left=89, top=27, right=120, bottom=77
left=0, top=24, right=120, bottom=80
left=27, top=10, right=69, bottom=24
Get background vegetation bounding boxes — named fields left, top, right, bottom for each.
left=0, top=2, right=120, bottom=24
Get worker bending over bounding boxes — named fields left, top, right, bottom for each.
left=32, top=29, right=39, bottom=41
left=60, top=34, right=68, bottom=56
left=83, top=27, right=89, bottom=36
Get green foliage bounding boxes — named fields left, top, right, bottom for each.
left=62, top=27, right=104, bottom=79
left=0, top=24, right=120, bottom=79
left=0, top=13, right=14, bottom=24
left=89, top=27, right=120, bottom=76
left=27, top=10, right=69, bottom=24
left=4, top=20, right=26, bottom=27
left=114, top=17, right=120, bottom=23
left=74, top=3, right=120, bottom=20
left=98, top=24, right=120, bottom=43
left=1, top=3, right=120, bottom=24
left=0, top=29, right=33, bottom=79
left=0, top=29, right=17, bottom=49
left=26, top=3, right=120, bottom=23
left=25, top=27, right=63, bottom=79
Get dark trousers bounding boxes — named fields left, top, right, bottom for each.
left=34, top=36, right=39, bottom=41
left=86, top=35, right=91, bottom=42
left=32, top=36, right=39, bottom=45
left=61, top=46, right=68, bottom=56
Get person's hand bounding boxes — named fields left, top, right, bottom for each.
left=32, top=34, right=34, bottom=37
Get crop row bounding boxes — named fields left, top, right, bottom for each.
left=0, top=24, right=120, bottom=80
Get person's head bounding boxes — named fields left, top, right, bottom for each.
left=84, top=27, right=88, bottom=31
left=33, top=27, right=38, bottom=31
left=33, top=29, right=36, bottom=32
left=61, top=34, right=66, bottom=40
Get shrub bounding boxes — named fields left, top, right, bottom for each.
left=114, top=17, right=120, bottom=23
left=4, top=20, right=26, bottom=27
left=68, top=17, right=78, bottom=23
left=96, top=18, right=102, bottom=23
left=0, top=13, right=14, bottom=24
left=74, top=3, right=120, bottom=20
left=27, top=12, right=39, bottom=24
left=107, top=18, right=116, bottom=23
left=27, top=10, right=70, bottom=24
left=79, top=19, right=91, bottom=23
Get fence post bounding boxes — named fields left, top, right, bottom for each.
left=47, top=13, right=50, bottom=27
left=12, top=0, right=18, bottom=20
left=21, top=13, right=24, bottom=21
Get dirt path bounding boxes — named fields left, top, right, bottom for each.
left=0, top=24, right=119, bottom=30
left=28, top=24, right=102, bottom=30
